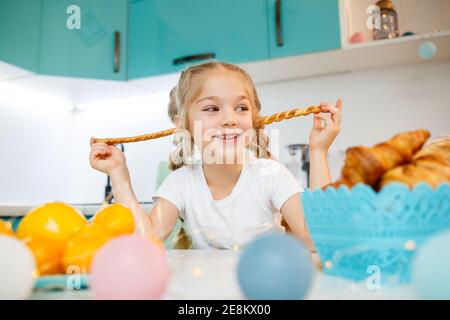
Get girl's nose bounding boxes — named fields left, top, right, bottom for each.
left=221, top=108, right=238, bottom=127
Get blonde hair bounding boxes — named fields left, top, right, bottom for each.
left=168, top=61, right=271, bottom=171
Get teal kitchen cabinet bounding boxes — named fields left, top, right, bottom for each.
left=267, top=0, right=341, bottom=58
left=0, top=0, right=42, bottom=72
left=128, top=0, right=269, bottom=79
left=1, top=0, right=343, bottom=81
left=39, top=0, right=128, bottom=80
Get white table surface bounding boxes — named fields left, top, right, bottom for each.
left=0, top=203, right=154, bottom=217
left=29, top=249, right=418, bottom=300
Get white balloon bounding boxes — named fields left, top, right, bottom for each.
left=0, top=235, right=36, bottom=299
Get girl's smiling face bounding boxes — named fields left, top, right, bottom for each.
left=187, top=69, right=254, bottom=164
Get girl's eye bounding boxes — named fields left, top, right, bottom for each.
left=203, top=105, right=219, bottom=112
left=236, top=105, right=249, bottom=112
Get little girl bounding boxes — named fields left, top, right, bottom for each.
left=89, top=61, right=342, bottom=251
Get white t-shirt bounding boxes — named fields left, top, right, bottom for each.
left=152, top=156, right=303, bottom=249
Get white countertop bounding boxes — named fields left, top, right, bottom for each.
left=0, top=205, right=35, bottom=217
left=29, top=249, right=418, bottom=300
left=0, top=203, right=154, bottom=217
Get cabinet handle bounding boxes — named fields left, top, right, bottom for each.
left=114, top=31, right=120, bottom=73
left=173, top=53, right=216, bottom=66
left=275, top=0, right=283, bottom=47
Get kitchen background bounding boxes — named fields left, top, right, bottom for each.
left=0, top=0, right=449, bottom=207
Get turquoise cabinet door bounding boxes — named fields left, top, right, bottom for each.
left=39, top=0, right=128, bottom=80
left=129, top=0, right=269, bottom=79
left=0, top=0, right=42, bottom=72
left=267, top=0, right=341, bottom=58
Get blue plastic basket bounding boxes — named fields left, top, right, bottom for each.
left=302, top=182, right=450, bottom=284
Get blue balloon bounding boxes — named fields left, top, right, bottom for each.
left=412, top=231, right=450, bottom=299
left=237, top=233, right=314, bottom=300
left=419, top=41, right=437, bottom=60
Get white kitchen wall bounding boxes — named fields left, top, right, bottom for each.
left=0, top=60, right=449, bottom=205
left=257, top=59, right=450, bottom=179
left=0, top=83, right=174, bottom=205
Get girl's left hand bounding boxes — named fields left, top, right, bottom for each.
left=309, top=98, right=342, bottom=152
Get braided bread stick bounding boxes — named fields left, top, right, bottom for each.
left=94, top=105, right=321, bottom=145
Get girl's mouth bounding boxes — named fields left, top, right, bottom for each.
left=213, top=133, right=242, bottom=143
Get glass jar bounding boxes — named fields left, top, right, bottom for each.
left=373, top=0, right=399, bottom=40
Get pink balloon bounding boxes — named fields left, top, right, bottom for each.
left=350, top=32, right=365, bottom=44
left=90, top=235, right=170, bottom=300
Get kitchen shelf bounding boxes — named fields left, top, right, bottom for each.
left=339, top=0, right=450, bottom=48
left=240, top=29, right=450, bottom=85
left=341, top=29, right=450, bottom=72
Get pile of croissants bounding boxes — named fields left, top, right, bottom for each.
left=327, top=129, right=450, bottom=190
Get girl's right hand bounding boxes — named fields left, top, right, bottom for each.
left=89, top=137, right=126, bottom=175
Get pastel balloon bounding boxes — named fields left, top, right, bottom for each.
left=90, top=235, right=170, bottom=299
left=237, top=233, right=314, bottom=300
left=0, top=236, right=36, bottom=299
left=412, top=231, right=450, bottom=299
left=419, top=41, right=437, bottom=60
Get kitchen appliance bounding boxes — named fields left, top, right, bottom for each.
left=285, top=144, right=310, bottom=189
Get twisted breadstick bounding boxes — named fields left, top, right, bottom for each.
left=94, top=105, right=321, bottom=145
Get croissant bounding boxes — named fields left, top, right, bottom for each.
left=380, top=137, right=450, bottom=188
left=328, top=129, right=430, bottom=189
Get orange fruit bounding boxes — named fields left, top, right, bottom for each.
left=62, top=224, right=110, bottom=273
left=24, top=237, right=66, bottom=275
left=0, top=219, right=14, bottom=237
left=92, top=204, right=135, bottom=237
left=17, top=202, right=87, bottom=242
